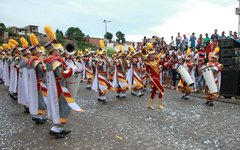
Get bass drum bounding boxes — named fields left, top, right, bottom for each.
left=177, top=65, right=194, bottom=86
left=65, top=73, right=82, bottom=99
left=202, top=67, right=218, bottom=94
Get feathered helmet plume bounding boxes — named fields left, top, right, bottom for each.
left=20, top=37, right=29, bottom=48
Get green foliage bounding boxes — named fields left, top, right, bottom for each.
left=106, top=47, right=115, bottom=56
left=75, top=40, right=97, bottom=51
left=0, top=23, right=6, bottom=34
left=104, top=32, right=113, bottom=42
left=56, top=29, right=65, bottom=44
left=5, top=27, right=13, bottom=36
left=65, top=27, right=85, bottom=41
left=116, top=31, right=126, bottom=44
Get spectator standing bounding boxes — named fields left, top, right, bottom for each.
left=227, top=31, right=233, bottom=39
left=170, top=36, right=175, bottom=47
left=219, top=31, right=226, bottom=40
left=160, top=37, right=167, bottom=49
left=143, top=36, right=147, bottom=46
left=176, top=32, right=182, bottom=48
left=183, top=34, right=189, bottom=50
left=196, top=34, right=203, bottom=49
left=203, top=33, right=211, bottom=47
left=189, top=33, right=196, bottom=50
left=211, top=29, right=219, bottom=41
left=233, top=31, right=238, bottom=39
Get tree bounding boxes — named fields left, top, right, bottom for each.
left=115, top=31, right=126, bottom=44
left=0, top=23, right=6, bottom=34
left=65, top=27, right=85, bottom=41
left=56, top=29, right=65, bottom=44
left=5, top=27, right=13, bottom=36
left=104, top=32, right=113, bottom=42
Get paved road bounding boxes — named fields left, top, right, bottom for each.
left=0, top=83, right=240, bottom=150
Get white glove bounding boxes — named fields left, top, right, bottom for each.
left=71, top=65, right=78, bottom=75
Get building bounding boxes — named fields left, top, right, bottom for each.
left=10, top=25, right=39, bottom=36
left=87, top=37, right=102, bottom=47
left=24, top=25, right=39, bottom=35
left=10, top=26, right=27, bottom=36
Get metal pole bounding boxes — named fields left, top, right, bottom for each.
left=103, top=20, right=111, bottom=38
left=105, top=22, right=107, bottom=35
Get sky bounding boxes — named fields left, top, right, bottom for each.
left=0, top=0, right=239, bottom=43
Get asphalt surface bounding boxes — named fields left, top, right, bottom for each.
left=0, top=83, right=240, bottom=150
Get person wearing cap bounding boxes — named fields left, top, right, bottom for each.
left=92, top=47, right=114, bottom=104
left=2, top=44, right=11, bottom=87
left=17, top=37, right=32, bottom=113
left=177, top=49, right=194, bottom=100
left=8, top=39, right=21, bottom=100
left=127, top=51, right=144, bottom=97
left=43, top=26, right=84, bottom=139
left=204, top=47, right=223, bottom=106
left=144, top=43, right=165, bottom=110
left=82, top=49, right=93, bottom=89
left=0, top=46, right=5, bottom=84
left=28, top=34, right=48, bottom=124
left=112, top=50, right=129, bottom=98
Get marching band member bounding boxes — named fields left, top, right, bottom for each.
left=2, top=44, right=11, bottom=87
left=0, top=46, right=4, bottom=84
left=18, top=37, right=31, bottom=113
left=92, top=45, right=114, bottom=104
left=177, top=49, right=194, bottom=100
left=144, top=43, right=165, bottom=110
left=44, top=26, right=83, bottom=139
left=204, top=47, right=223, bottom=106
left=112, top=46, right=129, bottom=98
left=28, top=33, right=48, bottom=124
left=82, top=49, right=93, bottom=89
left=126, top=51, right=144, bottom=97
left=8, top=40, right=21, bottom=100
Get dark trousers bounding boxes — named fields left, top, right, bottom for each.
left=172, top=69, right=178, bottom=86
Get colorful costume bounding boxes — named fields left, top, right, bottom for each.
left=44, top=26, right=83, bottom=138
left=144, top=43, right=165, bottom=110
left=18, top=38, right=31, bottom=112
left=112, top=51, right=128, bottom=98
left=126, top=52, right=144, bottom=97
left=28, top=45, right=47, bottom=123
left=92, top=50, right=114, bottom=103
left=82, top=49, right=93, bottom=89
left=204, top=50, right=223, bottom=106
left=177, top=58, right=194, bottom=99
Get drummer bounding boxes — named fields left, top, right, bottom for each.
left=204, top=49, right=223, bottom=106
left=177, top=53, right=194, bottom=100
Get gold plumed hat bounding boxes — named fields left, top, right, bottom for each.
left=43, top=25, right=60, bottom=53
left=20, top=37, right=31, bottom=56
left=29, top=33, right=41, bottom=55
left=147, top=42, right=155, bottom=55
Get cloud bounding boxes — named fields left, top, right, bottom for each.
left=131, top=0, right=239, bottom=42
left=0, top=0, right=239, bottom=42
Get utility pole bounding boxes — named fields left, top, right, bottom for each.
left=103, top=19, right=111, bottom=38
